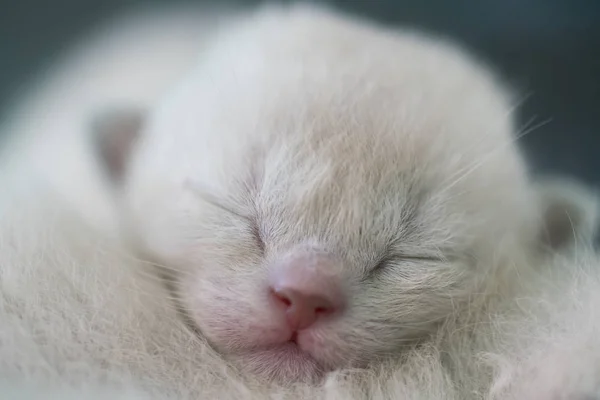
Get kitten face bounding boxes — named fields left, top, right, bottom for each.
left=114, top=6, right=539, bottom=382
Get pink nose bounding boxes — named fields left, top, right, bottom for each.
left=269, top=250, right=345, bottom=331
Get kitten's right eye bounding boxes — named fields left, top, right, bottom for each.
left=187, top=179, right=266, bottom=254
left=251, top=220, right=265, bottom=254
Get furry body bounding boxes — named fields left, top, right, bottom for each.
left=1, top=3, right=599, bottom=399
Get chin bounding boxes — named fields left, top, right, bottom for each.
left=236, top=343, right=326, bottom=384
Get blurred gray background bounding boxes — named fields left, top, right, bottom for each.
left=1, top=0, right=599, bottom=184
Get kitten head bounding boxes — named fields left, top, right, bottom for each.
left=91, top=5, right=594, bottom=383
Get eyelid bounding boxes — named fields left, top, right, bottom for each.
left=402, top=254, right=446, bottom=262
left=371, top=253, right=447, bottom=275
left=186, top=179, right=265, bottom=252
left=251, top=220, right=266, bottom=253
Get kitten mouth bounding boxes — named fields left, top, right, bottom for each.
left=171, top=287, right=324, bottom=381
left=243, top=341, right=325, bottom=383
left=179, top=308, right=322, bottom=381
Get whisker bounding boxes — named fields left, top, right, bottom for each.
left=438, top=116, right=551, bottom=197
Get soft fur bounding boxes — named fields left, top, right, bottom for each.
left=1, top=3, right=600, bottom=399
left=1, top=170, right=599, bottom=400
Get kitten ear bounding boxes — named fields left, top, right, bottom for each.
left=91, top=107, right=144, bottom=184
left=536, top=177, right=599, bottom=252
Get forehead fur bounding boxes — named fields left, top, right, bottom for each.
left=125, top=4, right=535, bottom=261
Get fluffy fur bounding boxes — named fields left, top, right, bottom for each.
left=1, top=3, right=600, bottom=399
left=1, top=172, right=599, bottom=400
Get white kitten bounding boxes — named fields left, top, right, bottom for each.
left=99, top=3, right=579, bottom=382
left=1, top=3, right=599, bottom=399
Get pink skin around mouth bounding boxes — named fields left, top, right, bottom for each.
left=204, top=299, right=331, bottom=383
left=241, top=339, right=326, bottom=383
left=230, top=320, right=329, bottom=383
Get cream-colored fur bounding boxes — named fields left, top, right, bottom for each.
left=1, top=173, right=599, bottom=400
left=1, top=3, right=599, bottom=399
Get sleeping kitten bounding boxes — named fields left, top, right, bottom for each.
left=1, top=3, right=598, bottom=399
left=90, top=3, right=597, bottom=383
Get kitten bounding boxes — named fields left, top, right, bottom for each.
left=1, top=3, right=598, bottom=399
left=90, top=3, right=597, bottom=383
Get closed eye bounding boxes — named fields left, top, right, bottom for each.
left=251, top=220, right=265, bottom=254
left=371, top=255, right=392, bottom=274
left=186, top=179, right=265, bottom=252
left=370, top=253, right=446, bottom=276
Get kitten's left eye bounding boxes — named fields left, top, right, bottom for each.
left=370, top=253, right=444, bottom=275
left=371, top=255, right=392, bottom=274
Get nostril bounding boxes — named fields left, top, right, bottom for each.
left=280, top=296, right=292, bottom=307
left=315, top=306, right=329, bottom=314
left=271, top=288, right=292, bottom=308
